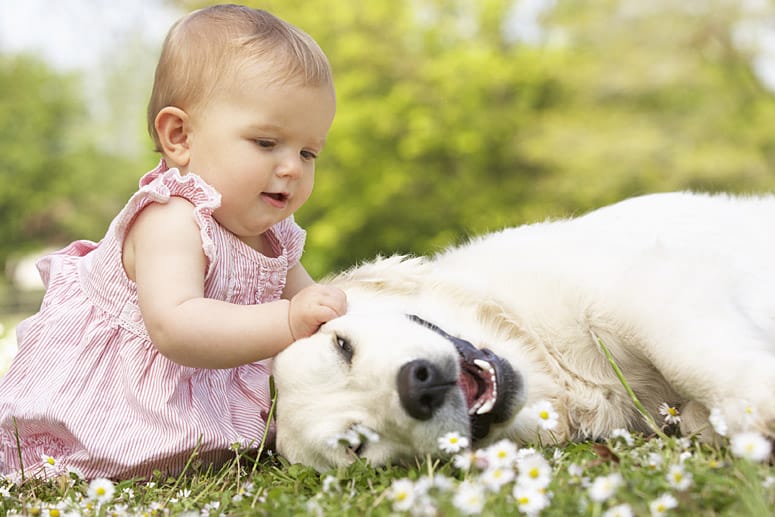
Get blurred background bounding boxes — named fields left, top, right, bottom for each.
left=2, top=0, right=775, bottom=367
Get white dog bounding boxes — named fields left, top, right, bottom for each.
left=272, top=192, right=775, bottom=471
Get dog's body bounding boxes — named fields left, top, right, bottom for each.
left=273, top=192, right=775, bottom=471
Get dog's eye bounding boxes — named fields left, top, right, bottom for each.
left=335, top=335, right=353, bottom=363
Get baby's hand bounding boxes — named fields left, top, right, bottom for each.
left=288, top=284, right=347, bottom=340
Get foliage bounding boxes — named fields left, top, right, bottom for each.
left=2, top=435, right=773, bottom=515
left=0, top=54, right=146, bottom=273
left=3, top=1, right=775, bottom=279
left=208, top=0, right=775, bottom=277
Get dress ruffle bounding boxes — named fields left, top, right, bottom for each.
left=119, top=163, right=222, bottom=278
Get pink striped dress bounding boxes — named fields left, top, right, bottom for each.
left=0, top=160, right=305, bottom=479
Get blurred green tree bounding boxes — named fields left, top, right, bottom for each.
left=216, top=0, right=775, bottom=277
left=4, top=0, right=775, bottom=283
left=0, top=55, right=142, bottom=276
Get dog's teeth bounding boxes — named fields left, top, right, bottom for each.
left=474, top=359, right=493, bottom=372
left=469, top=400, right=482, bottom=415
left=476, top=398, right=495, bottom=414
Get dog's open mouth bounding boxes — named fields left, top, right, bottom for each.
left=455, top=343, right=520, bottom=441
left=459, top=355, right=498, bottom=416
left=406, top=315, right=521, bottom=442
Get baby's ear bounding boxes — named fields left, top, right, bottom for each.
left=155, top=107, right=191, bottom=168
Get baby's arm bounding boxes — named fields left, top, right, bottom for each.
left=123, top=197, right=343, bottom=369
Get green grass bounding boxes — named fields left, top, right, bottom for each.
left=3, top=434, right=773, bottom=516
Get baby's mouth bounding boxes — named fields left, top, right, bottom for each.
left=264, top=192, right=288, bottom=202
left=262, top=192, right=290, bottom=208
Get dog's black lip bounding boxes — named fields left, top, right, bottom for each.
left=406, top=314, right=521, bottom=442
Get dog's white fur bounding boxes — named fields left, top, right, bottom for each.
left=273, top=192, right=775, bottom=471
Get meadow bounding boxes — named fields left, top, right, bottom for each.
left=2, top=409, right=773, bottom=516
left=1, top=318, right=774, bottom=516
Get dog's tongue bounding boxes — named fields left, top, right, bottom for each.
left=458, top=359, right=497, bottom=415
left=458, top=369, right=479, bottom=407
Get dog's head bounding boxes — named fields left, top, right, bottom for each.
left=272, top=313, right=525, bottom=471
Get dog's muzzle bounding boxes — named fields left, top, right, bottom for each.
left=399, top=315, right=522, bottom=441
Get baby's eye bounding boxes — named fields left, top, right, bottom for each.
left=255, top=139, right=275, bottom=149
left=301, top=150, right=318, bottom=161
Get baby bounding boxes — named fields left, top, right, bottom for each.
left=0, top=4, right=346, bottom=479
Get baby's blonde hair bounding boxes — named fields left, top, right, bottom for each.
left=147, top=4, right=334, bottom=152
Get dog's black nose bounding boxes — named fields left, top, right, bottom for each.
left=397, top=359, right=454, bottom=420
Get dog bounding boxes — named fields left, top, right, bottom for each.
left=272, top=192, right=775, bottom=471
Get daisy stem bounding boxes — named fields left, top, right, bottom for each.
left=164, top=436, right=203, bottom=506
left=252, top=376, right=278, bottom=477
left=591, top=331, right=668, bottom=440
left=13, top=417, right=24, bottom=484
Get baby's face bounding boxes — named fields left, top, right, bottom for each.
left=183, top=68, right=336, bottom=244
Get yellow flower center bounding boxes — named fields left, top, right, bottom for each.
left=539, top=410, right=549, bottom=420
left=46, top=457, right=55, bottom=465
left=529, top=467, right=540, bottom=478
left=96, top=487, right=106, bottom=496
left=518, top=496, right=530, bottom=505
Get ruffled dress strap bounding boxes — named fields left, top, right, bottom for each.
left=113, top=160, right=222, bottom=277
left=270, top=216, right=306, bottom=269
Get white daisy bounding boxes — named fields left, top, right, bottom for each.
left=432, top=474, right=456, bottom=492
left=603, top=503, right=634, bottom=517
left=526, top=400, right=559, bottom=430
left=588, top=472, right=623, bottom=503
left=513, top=484, right=550, bottom=515
left=453, top=451, right=474, bottom=471
left=452, top=480, right=486, bottom=515
left=610, top=428, right=634, bottom=446
left=646, top=452, right=663, bottom=470
left=483, top=438, right=518, bottom=467
left=742, top=402, right=758, bottom=428
left=389, top=478, right=417, bottom=512
left=325, top=429, right=360, bottom=450
left=730, top=431, right=772, bottom=462
left=306, top=498, right=324, bottom=517
left=515, top=446, right=539, bottom=460
left=567, top=462, right=584, bottom=478
left=517, top=453, right=553, bottom=490
left=666, top=464, right=693, bottom=491
left=708, top=407, right=728, bottom=436
left=438, top=431, right=469, bottom=454
left=473, top=448, right=491, bottom=470
left=351, top=423, right=380, bottom=443
left=649, top=493, right=678, bottom=517
left=321, top=475, right=340, bottom=493
left=87, top=478, right=115, bottom=503
left=480, top=465, right=515, bottom=492
left=40, top=454, right=57, bottom=473
left=658, top=402, right=681, bottom=425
